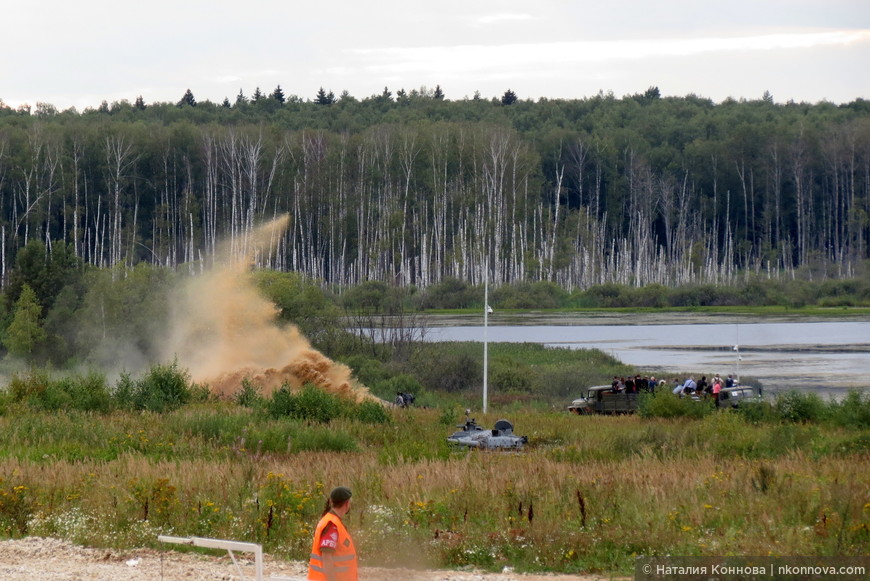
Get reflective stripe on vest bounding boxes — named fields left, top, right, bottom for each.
left=308, top=512, right=358, bottom=581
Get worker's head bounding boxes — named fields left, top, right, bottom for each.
left=322, top=486, right=352, bottom=517
left=330, top=486, right=352, bottom=506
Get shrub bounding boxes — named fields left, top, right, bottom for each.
left=8, top=370, right=51, bottom=402
left=132, top=360, right=192, bottom=413
left=7, top=371, right=111, bottom=413
left=825, top=389, right=870, bottom=428
left=416, top=277, right=477, bottom=309
left=268, top=383, right=343, bottom=423
left=112, top=372, right=137, bottom=410
left=51, top=373, right=112, bottom=413
left=376, top=374, right=422, bottom=402
left=493, top=281, right=568, bottom=309
left=576, top=283, right=630, bottom=307
left=234, top=377, right=263, bottom=408
left=347, top=400, right=391, bottom=424
left=734, top=400, right=778, bottom=424
left=415, top=349, right=480, bottom=393
left=343, top=355, right=390, bottom=387
left=638, top=391, right=714, bottom=419
left=490, top=358, right=533, bottom=392
left=774, top=390, right=825, bottom=423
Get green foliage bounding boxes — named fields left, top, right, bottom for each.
left=491, top=281, right=568, bottom=309
left=130, top=361, right=192, bottom=413
left=413, top=346, right=481, bottom=393
left=417, top=278, right=478, bottom=309
left=638, top=391, right=715, bottom=419
left=268, top=383, right=343, bottom=423
left=46, top=373, right=112, bottom=413
left=825, top=390, right=870, bottom=428
left=234, top=377, right=263, bottom=408
left=774, top=390, right=826, bottom=423
left=342, top=355, right=391, bottom=387
left=252, top=271, right=341, bottom=349
left=489, top=357, right=533, bottom=392
left=3, top=284, right=46, bottom=360
left=7, top=369, right=52, bottom=403
left=347, top=400, right=391, bottom=424
left=72, top=264, right=174, bottom=368
left=5, top=370, right=111, bottom=413
left=0, top=477, right=35, bottom=536
left=5, top=240, right=84, bottom=315
left=376, top=374, right=422, bottom=400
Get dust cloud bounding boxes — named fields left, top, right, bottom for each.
left=160, top=216, right=373, bottom=402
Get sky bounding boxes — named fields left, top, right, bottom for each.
left=3, top=0, right=869, bottom=111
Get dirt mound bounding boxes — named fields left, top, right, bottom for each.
left=206, top=352, right=371, bottom=403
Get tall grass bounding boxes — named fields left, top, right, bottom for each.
left=0, top=406, right=866, bottom=574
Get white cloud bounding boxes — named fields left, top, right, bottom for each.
left=471, top=13, right=536, bottom=26
left=349, top=30, right=870, bottom=77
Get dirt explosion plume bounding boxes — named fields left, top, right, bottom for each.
left=159, top=216, right=373, bottom=402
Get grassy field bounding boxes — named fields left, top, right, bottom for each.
left=0, top=403, right=867, bottom=575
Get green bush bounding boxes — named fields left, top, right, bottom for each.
left=734, top=400, right=778, bottom=424
left=416, top=277, right=478, bottom=309
left=7, top=371, right=111, bottom=413
left=234, top=377, right=263, bottom=408
left=268, top=383, right=344, bottom=423
left=638, top=391, right=714, bottom=419
left=376, top=374, right=422, bottom=401
left=347, top=400, right=391, bottom=424
left=132, top=361, right=192, bottom=413
left=575, top=283, right=630, bottom=308
left=825, top=390, right=870, bottom=428
left=489, top=358, right=533, bottom=392
left=774, top=391, right=825, bottom=423
left=414, top=348, right=480, bottom=393
left=8, top=370, right=51, bottom=402
left=112, top=373, right=136, bottom=410
left=343, top=355, right=391, bottom=387
left=51, top=373, right=112, bottom=413
left=492, top=281, right=568, bottom=309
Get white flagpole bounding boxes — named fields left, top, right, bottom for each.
left=483, top=266, right=489, bottom=414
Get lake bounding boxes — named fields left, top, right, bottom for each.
left=423, top=313, right=870, bottom=397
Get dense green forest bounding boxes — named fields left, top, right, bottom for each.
left=2, top=88, right=869, bottom=293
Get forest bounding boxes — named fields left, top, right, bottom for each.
left=1, top=87, right=869, bottom=294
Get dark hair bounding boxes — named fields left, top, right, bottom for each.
left=321, top=486, right=352, bottom=516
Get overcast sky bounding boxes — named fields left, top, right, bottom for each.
left=3, top=0, right=869, bottom=110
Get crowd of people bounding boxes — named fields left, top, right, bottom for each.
left=610, top=373, right=739, bottom=405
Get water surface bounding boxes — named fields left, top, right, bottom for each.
left=426, top=317, right=870, bottom=396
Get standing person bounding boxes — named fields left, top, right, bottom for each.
left=712, top=377, right=722, bottom=407
left=309, top=487, right=358, bottom=581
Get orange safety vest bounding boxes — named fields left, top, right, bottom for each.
left=308, top=511, right=358, bottom=581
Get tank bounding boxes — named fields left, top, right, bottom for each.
left=447, top=411, right=528, bottom=450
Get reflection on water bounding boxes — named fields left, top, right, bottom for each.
left=427, top=321, right=870, bottom=395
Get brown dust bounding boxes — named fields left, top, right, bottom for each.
left=159, top=216, right=373, bottom=402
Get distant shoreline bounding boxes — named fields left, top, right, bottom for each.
left=420, top=309, right=870, bottom=327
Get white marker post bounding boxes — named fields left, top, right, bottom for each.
left=483, top=266, right=489, bottom=414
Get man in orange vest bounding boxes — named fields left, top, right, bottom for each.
left=308, top=486, right=358, bottom=581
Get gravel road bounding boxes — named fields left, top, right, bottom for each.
left=0, top=537, right=621, bottom=581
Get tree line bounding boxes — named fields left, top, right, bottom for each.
left=1, top=88, right=868, bottom=292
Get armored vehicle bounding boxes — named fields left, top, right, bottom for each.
left=447, top=412, right=528, bottom=449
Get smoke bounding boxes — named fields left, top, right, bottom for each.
left=158, top=215, right=372, bottom=401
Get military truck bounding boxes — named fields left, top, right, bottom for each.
left=717, top=385, right=762, bottom=408
left=567, top=385, right=639, bottom=415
